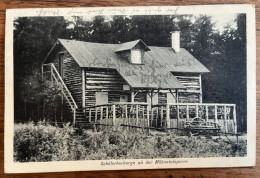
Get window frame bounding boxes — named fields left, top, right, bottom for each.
left=130, top=49, right=144, bottom=64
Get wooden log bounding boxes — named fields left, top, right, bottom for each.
left=175, top=76, right=200, bottom=79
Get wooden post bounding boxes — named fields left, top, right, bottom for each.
left=136, top=105, right=139, bottom=131
left=88, top=109, right=91, bottom=122
left=73, top=109, right=76, bottom=126
left=233, top=105, right=237, bottom=134
left=176, top=89, right=179, bottom=103
left=151, top=107, right=154, bottom=128
left=147, top=105, right=150, bottom=133
left=95, top=108, right=98, bottom=122
left=155, top=108, right=158, bottom=128
left=100, top=106, right=103, bottom=123
left=106, top=106, right=108, bottom=131
left=125, top=105, right=128, bottom=131
left=61, top=96, right=63, bottom=122
left=160, top=106, right=163, bottom=129
left=205, top=105, right=208, bottom=122
left=82, top=69, right=86, bottom=108
left=177, top=104, right=180, bottom=129
left=166, top=104, right=170, bottom=132
left=131, top=91, right=135, bottom=102
left=224, top=105, right=227, bottom=133
left=94, top=108, right=98, bottom=132
left=215, top=105, right=218, bottom=123
left=195, top=105, right=199, bottom=117
left=112, top=105, right=116, bottom=128
left=128, top=105, right=131, bottom=130
left=199, top=74, right=202, bottom=103
left=150, top=90, right=153, bottom=127
left=50, top=65, right=53, bottom=83
left=41, top=64, right=44, bottom=80
left=186, top=105, right=189, bottom=121
left=150, top=90, right=153, bottom=106
left=142, top=106, right=145, bottom=119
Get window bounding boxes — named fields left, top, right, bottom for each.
left=131, top=49, right=143, bottom=64
left=95, top=92, right=108, bottom=105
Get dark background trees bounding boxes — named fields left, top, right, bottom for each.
left=13, top=14, right=247, bottom=132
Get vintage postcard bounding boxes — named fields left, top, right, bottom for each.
left=4, top=4, right=256, bottom=173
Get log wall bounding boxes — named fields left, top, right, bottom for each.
left=85, top=68, right=129, bottom=106
left=173, top=73, right=201, bottom=103
left=44, top=45, right=82, bottom=107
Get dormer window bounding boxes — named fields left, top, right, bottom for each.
left=131, top=49, right=143, bottom=64
left=115, top=39, right=150, bottom=65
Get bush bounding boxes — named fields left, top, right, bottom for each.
left=14, top=123, right=247, bottom=162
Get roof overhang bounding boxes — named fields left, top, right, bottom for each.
left=115, top=39, right=151, bottom=53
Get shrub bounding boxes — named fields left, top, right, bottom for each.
left=14, top=123, right=247, bottom=162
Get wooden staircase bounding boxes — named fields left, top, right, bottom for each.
left=43, top=63, right=88, bottom=125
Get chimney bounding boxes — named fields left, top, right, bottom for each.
left=171, top=24, right=181, bottom=52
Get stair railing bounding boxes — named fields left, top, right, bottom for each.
left=43, top=63, right=78, bottom=125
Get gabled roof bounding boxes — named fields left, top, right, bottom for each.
left=46, top=39, right=209, bottom=89
left=115, top=39, right=150, bottom=52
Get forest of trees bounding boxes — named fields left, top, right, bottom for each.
left=13, top=14, right=247, bottom=132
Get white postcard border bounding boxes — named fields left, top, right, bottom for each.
left=4, top=4, right=256, bottom=173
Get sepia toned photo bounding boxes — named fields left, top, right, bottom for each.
left=5, top=5, right=256, bottom=173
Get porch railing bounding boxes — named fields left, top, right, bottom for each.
left=151, top=103, right=237, bottom=134
left=83, top=102, right=150, bottom=132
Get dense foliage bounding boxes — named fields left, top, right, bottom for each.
left=13, top=14, right=247, bottom=131
left=14, top=123, right=247, bottom=162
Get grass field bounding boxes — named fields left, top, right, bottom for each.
left=14, top=122, right=247, bottom=162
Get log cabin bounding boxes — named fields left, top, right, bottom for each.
left=42, top=30, right=237, bottom=134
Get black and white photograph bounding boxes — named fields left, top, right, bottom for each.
left=4, top=5, right=256, bottom=173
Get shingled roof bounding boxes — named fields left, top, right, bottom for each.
left=45, top=39, right=209, bottom=89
